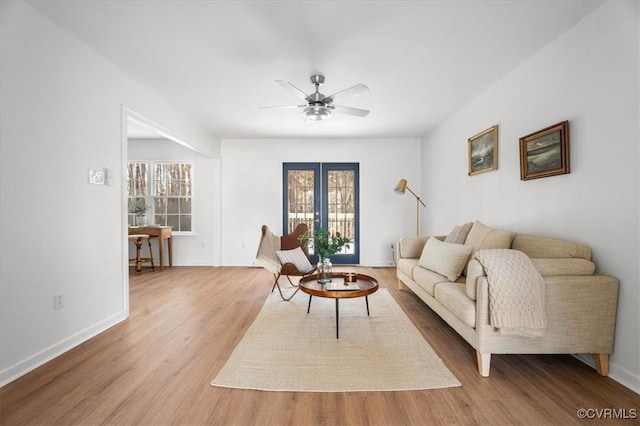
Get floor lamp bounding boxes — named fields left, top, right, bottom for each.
left=394, top=178, right=426, bottom=236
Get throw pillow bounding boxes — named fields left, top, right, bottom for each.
left=418, top=237, right=472, bottom=282
left=463, top=221, right=516, bottom=275
left=444, top=222, right=473, bottom=244
left=275, top=247, right=314, bottom=274
left=464, top=221, right=515, bottom=251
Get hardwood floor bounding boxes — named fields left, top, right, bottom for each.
left=1, top=266, right=638, bottom=425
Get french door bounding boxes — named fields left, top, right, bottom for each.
left=283, top=163, right=359, bottom=264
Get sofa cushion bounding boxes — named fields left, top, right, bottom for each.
left=463, top=221, right=515, bottom=275
left=444, top=222, right=473, bottom=244
left=512, top=234, right=591, bottom=260
left=275, top=247, right=314, bottom=274
left=397, top=258, right=419, bottom=279
left=412, top=265, right=450, bottom=296
left=418, top=237, right=472, bottom=282
left=530, top=258, right=595, bottom=276
left=434, top=282, right=476, bottom=328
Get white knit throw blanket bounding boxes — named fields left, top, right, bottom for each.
left=474, top=249, right=547, bottom=337
left=256, top=227, right=282, bottom=274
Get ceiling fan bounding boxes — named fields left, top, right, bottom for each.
left=259, top=74, right=370, bottom=121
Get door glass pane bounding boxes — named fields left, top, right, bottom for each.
left=286, top=170, right=315, bottom=234
left=327, top=170, right=355, bottom=254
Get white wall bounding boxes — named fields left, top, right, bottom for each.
left=220, top=138, right=422, bottom=266
left=128, top=139, right=220, bottom=266
left=0, top=1, right=220, bottom=385
left=421, top=1, right=639, bottom=391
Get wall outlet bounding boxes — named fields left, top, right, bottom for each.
left=54, top=293, right=64, bottom=310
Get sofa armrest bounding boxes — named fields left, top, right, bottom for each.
left=396, top=236, right=430, bottom=260
left=396, top=235, right=447, bottom=261
left=465, top=258, right=486, bottom=300
left=474, top=274, right=619, bottom=353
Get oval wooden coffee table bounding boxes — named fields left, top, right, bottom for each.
left=298, top=273, right=379, bottom=338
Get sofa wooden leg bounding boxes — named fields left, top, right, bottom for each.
left=594, top=353, right=609, bottom=376
left=397, top=279, right=405, bottom=290
left=477, top=351, right=491, bottom=377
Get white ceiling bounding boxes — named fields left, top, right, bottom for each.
left=27, top=0, right=604, bottom=140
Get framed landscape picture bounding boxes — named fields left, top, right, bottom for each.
left=519, top=121, right=569, bottom=180
left=468, top=125, right=498, bottom=176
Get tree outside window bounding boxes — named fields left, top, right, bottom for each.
left=127, top=162, right=148, bottom=226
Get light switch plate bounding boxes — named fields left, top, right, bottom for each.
left=88, top=169, right=105, bottom=185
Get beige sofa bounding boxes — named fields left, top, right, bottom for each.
left=395, top=221, right=619, bottom=377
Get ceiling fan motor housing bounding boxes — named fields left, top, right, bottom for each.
left=310, top=74, right=325, bottom=86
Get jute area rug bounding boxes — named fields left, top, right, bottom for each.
left=211, top=287, right=461, bottom=392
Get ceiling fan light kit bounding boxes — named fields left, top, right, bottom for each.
left=261, top=74, right=370, bottom=122
left=303, top=105, right=332, bottom=121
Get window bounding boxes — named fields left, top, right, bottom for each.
left=127, top=161, right=193, bottom=232
left=153, top=163, right=192, bottom=232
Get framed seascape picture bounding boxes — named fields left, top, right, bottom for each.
left=468, top=125, right=498, bottom=176
left=519, top=121, right=569, bottom=180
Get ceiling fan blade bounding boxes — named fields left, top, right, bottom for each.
left=330, top=104, right=370, bottom=117
left=325, top=84, right=370, bottom=103
left=258, top=105, right=306, bottom=110
left=275, top=80, right=310, bottom=101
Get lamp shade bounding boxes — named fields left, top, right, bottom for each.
left=394, top=179, right=408, bottom=194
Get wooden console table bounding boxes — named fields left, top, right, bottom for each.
left=128, top=226, right=172, bottom=270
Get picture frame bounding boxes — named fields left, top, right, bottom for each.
left=519, top=121, right=569, bottom=180
left=468, top=125, right=498, bottom=176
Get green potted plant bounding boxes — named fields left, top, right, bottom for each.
left=129, top=199, right=150, bottom=226
left=301, top=228, right=351, bottom=283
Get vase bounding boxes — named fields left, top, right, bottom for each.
left=317, top=258, right=332, bottom=284
left=133, top=215, right=147, bottom=226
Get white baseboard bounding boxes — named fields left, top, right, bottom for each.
left=575, top=354, right=640, bottom=395
left=0, top=310, right=128, bottom=387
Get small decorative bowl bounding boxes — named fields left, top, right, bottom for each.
left=344, top=273, right=358, bottom=283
